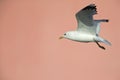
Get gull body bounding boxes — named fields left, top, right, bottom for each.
left=60, top=4, right=111, bottom=50
left=63, top=31, right=95, bottom=42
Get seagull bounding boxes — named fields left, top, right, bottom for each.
left=59, top=4, right=111, bottom=50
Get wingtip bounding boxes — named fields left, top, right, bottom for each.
left=82, top=4, right=97, bottom=10
left=106, top=20, right=109, bottom=22
left=81, top=4, right=97, bottom=15
left=103, top=19, right=109, bottom=22
left=89, top=4, right=96, bottom=6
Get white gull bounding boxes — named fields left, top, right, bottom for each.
left=59, top=4, right=111, bottom=50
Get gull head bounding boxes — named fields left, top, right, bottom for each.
left=59, top=31, right=75, bottom=40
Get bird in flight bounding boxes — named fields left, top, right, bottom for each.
left=59, top=4, right=111, bottom=50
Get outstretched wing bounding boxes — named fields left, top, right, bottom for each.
left=75, top=4, right=97, bottom=34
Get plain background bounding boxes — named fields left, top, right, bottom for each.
left=0, top=0, right=120, bottom=80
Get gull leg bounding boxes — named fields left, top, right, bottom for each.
left=95, top=41, right=106, bottom=50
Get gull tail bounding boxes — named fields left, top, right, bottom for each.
left=95, top=37, right=111, bottom=46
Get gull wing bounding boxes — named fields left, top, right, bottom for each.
left=75, top=4, right=97, bottom=34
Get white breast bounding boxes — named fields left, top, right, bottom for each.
left=67, top=31, right=95, bottom=42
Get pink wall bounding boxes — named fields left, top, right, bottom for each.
left=0, top=0, right=120, bottom=80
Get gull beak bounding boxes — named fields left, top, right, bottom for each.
left=59, top=36, right=64, bottom=39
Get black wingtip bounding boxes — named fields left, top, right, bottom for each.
left=81, top=4, right=97, bottom=14
left=106, top=20, right=109, bottom=22
left=82, top=4, right=96, bottom=10
left=89, top=4, right=96, bottom=6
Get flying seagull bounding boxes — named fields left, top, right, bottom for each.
left=59, top=4, right=111, bottom=50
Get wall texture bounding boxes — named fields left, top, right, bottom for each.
left=0, top=0, right=120, bottom=80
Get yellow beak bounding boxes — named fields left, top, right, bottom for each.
left=59, top=36, right=64, bottom=39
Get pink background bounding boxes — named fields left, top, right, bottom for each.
left=0, top=0, right=120, bottom=80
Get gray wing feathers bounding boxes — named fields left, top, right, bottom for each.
left=75, top=4, right=109, bottom=35
left=94, top=19, right=109, bottom=35
left=76, top=4, right=97, bottom=27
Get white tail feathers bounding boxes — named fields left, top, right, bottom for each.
left=95, top=37, right=111, bottom=46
